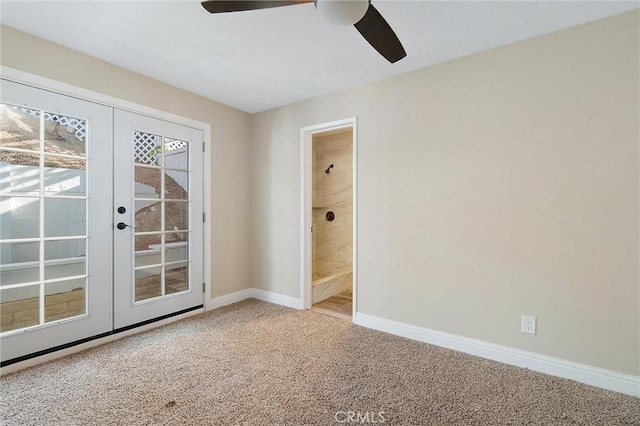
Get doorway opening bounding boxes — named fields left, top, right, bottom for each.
left=301, top=118, right=356, bottom=321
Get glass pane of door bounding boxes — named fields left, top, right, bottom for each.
left=1, top=104, right=88, bottom=331
left=133, top=132, right=190, bottom=302
left=113, top=110, right=203, bottom=329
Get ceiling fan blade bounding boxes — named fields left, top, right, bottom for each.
left=201, top=1, right=312, bottom=14
left=354, top=4, right=406, bottom=63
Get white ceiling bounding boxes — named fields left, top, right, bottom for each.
left=1, top=1, right=637, bottom=113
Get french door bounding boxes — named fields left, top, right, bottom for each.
left=113, top=110, right=203, bottom=329
left=0, top=80, right=112, bottom=362
left=0, top=80, right=204, bottom=364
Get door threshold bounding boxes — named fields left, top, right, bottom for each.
left=1, top=306, right=203, bottom=373
left=311, top=306, right=352, bottom=321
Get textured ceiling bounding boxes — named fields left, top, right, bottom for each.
left=0, top=1, right=637, bottom=113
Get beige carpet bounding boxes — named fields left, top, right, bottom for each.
left=1, top=299, right=638, bottom=425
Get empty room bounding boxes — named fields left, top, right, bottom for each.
left=0, top=1, right=638, bottom=424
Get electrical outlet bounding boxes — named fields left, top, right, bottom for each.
left=521, top=315, right=536, bottom=335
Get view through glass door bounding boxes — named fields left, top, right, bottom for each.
left=0, top=79, right=113, bottom=363
left=113, top=110, right=204, bottom=329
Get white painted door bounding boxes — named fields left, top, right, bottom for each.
left=0, top=79, right=113, bottom=363
left=112, top=110, right=203, bottom=329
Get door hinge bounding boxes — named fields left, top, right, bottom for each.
left=203, top=212, right=206, bottom=223
left=202, top=142, right=205, bottom=152
left=203, top=282, right=206, bottom=293
left=311, top=226, right=313, bottom=233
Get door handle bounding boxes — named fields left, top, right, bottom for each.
left=116, top=222, right=135, bottom=230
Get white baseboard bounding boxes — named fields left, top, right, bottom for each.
left=208, top=292, right=639, bottom=396
left=354, top=313, right=640, bottom=397
left=207, top=288, right=303, bottom=311
left=207, top=289, right=255, bottom=310
left=250, top=288, right=303, bottom=309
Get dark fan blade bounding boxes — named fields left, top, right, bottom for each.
left=354, top=4, right=406, bottom=63
left=201, top=1, right=312, bottom=14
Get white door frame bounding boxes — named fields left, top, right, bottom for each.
left=300, top=117, right=357, bottom=319
left=1, top=66, right=213, bottom=310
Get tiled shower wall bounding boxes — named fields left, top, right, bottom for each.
left=312, top=130, right=353, bottom=281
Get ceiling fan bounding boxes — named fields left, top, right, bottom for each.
left=201, top=0, right=407, bottom=63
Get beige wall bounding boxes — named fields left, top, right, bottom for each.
left=1, top=25, right=252, bottom=298
left=250, top=11, right=639, bottom=375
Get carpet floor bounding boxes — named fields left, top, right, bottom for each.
left=1, top=299, right=638, bottom=425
